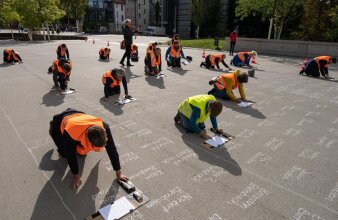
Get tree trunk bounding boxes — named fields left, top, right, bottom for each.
left=277, top=21, right=284, bottom=40
left=42, top=23, right=46, bottom=41
left=11, top=28, right=14, bottom=40
left=76, top=20, right=80, bottom=33
left=46, top=23, right=51, bottom=40
left=268, top=18, right=273, bottom=39
left=28, top=29, right=33, bottom=41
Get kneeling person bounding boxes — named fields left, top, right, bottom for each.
left=102, top=68, right=131, bottom=99
left=50, top=59, right=72, bottom=91
left=200, top=53, right=231, bottom=70
left=208, top=70, right=248, bottom=103
left=3, top=48, right=23, bottom=63
left=299, top=56, right=336, bottom=78
left=49, top=108, right=129, bottom=189
left=231, top=51, right=257, bottom=67
left=99, top=47, right=111, bottom=60
left=165, top=40, right=185, bottom=67
left=175, top=95, right=223, bottom=138
left=131, top=45, right=139, bottom=62
left=145, top=48, right=162, bottom=75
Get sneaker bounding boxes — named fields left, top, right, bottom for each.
left=119, top=61, right=125, bottom=66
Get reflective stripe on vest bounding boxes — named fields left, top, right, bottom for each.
left=178, top=95, right=216, bottom=123
left=169, top=45, right=181, bottom=58
left=238, top=52, right=250, bottom=63
left=210, top=54, right=223, bottom=66
left=102, top=70, right=120, bottom=88
left=60, top=114, right=104, bottom=155
left=314, top=56, right=330, bottom=69
left=215, top=73, right=238, bottom=91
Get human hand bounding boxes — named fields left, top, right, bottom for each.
left=199, top=129, right=208, bottom=139
left=235, top=98, right=242, bottom=103
left=72, top=174, right=82, bottom=190
left=215, top=128, right=223, bottom=133
left=116, top=170, right=129, bottom=182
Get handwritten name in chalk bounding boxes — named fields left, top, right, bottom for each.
left=325, top=182, right=338, bottom=202
left=309, top=92, right=325, bottom=99
left=162, top=149, right=198, bottom=166
left=315, top=136, right=337, bottom=148
left=297, top=118, right=314, bottom=126
left=227, top=142, right=242, bottom=152
left=105, top=152, right=139, bottom=171
left=257, top=120, right=276, bottom=127
left=226, top=183, right=271, bottom=209
left=272, top=95, right=284, bottom=101
left=274, top=86, right=289, bottom=93
left=298, top=148, right=320, bottom=160
left=316, top=136, right=329, bottom=145
left=264, top=137, right=284, bottom=151
left=325, top=139, right=337, bottom=148
left=281, top=105, right=295, bottom=111
left=272, top=111, right=286, bottom=117
left=293, top=99, right=305, bottom=103
left=246, top=152, right=272, bottom=165
left=110, top=120, right=137, bottom=130
left=146, top=187, right=193, bottom=214
left=282, top=165, right=308, bottom=181
left=218, top=121, right=234, bottom=128
left=290, top=89, right=306, bottom=95
left=328, top=127, right=338, bottom=135
left=237, top=129, right=256, bottom=138
left=91, top=184, right=120, bottom=201
left=208, top=213, right=224, bottom=220
left=305, top=111, right=321, bottom=117
left=235, top=114, right=250, bottom=119
left=332, top=117, right=338, bottom=124
left=285, top=128, right=304, bottom=136
left=121, top=210, right=144, bottom=220
left=291, top=208, right=325, bottom=220
left=140, top=137, right=174, bottom=151
left=191, top=165, right=227, bottom=184
left=126, top=128, right=152, bottom=138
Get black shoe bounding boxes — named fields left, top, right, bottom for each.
left=299, top=70, right=304, bottom=75
left=200, top=62, right=203, bottom=68
left=127, top=63, right=134, bottom=67
left=174, top=113, right=180, bottom=124
left=230, top=60, right=233, bottom=65
left=120, top=61, right=125, bottom=66
left=208, top=80, right=215, bottom=85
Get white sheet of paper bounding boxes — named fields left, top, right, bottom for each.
left=204, top=136, right=228, bottom=148
left=99, top=204, right=112, bottom=220
left=237, top=101, right=253, bottom=108
left=107, top=197, right=135, bottom=220
left=117, top=98, right=137, bottom=105
left=61, top=90, right=75, bottom=95
left=183, top=60, right=189, bottom=65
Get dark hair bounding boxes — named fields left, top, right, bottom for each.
left=332, top=57, right=336, bottom=64
left=87, top=125, right=107, bottom=147
left=63, top=63, right=72, bottom=72
left=173, top=40, right=179, bottom=45
left=237, top=72, right=248, bottom=83
left=61, top=43, right=67, bottom=48
left=210, top=101, right=223, bottom=116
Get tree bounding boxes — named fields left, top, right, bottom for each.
left=236, top=0, right=302, bottom=39
left=328, top=5, right=338, bottom=42
left=60, top=0, right=88, bottom=32
left=0, top=0, right=20, bottom=39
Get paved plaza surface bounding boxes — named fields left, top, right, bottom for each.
left=0, top=35, right=338, bottom=220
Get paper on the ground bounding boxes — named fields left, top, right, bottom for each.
left=98, top=196, right=135, bottom=220
left=99, top=204, right=112, bottom=220
left=156, top=72, right=167, bottom=78
left=60, top=90, right=75, bottom=95
left=204, top=136, right=228, bottom=148
left=183, top=59, right=189, bottom=65
left=237, top=101, right=253, bottom=108
left=117, top=98, right=137, bottom=105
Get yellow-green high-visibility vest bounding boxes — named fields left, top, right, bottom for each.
left=178, top=95, right=216, bottom=123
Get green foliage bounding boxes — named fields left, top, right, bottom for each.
left=60, top=0, right=88, bottom=20
left=13, top=0, right=40, bottom=29
left=327, top=5, right=338, bottom=41
left=0, top=0, right=20, bottom=27
left=167, top=38, right=225, bottom=50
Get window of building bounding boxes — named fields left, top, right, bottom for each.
left=144, top=19, right=146, bottom=25
left=139, top=13, right=140, bottom=19
left=121, top=5, right=123, bottom=11
left=121, top=15, right=124, bottom=21
left=144, top=9, right=145, bottom=14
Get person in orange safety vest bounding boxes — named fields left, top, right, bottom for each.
left=48, top=59, right=72, bottom=91
left=145, top=48, right=162, bottom=75
left=299, top=56, right=336, bottom=78
left=165, top=41, right=185, bottom=67
left=3, top=48, right=23, bottom=63
left=130, top=44, right=139, bottom=62
left=200, top=53, right=231, bottom=70
left=102, top=68, right=132, bottom=99
left=49, top=108, right=129, bottom=190
left=56, top=43, right=70, bottom=59
left=208, top=69, right=249, bottom=103
left=99, top=47, right=111, bottom=60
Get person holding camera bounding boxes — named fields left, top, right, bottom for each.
left=120, top=19, right=139, bottom=67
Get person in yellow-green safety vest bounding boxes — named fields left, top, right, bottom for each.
left=174, top=95, right=223, bottom=138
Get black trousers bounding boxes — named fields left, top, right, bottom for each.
left=229, top=42, right=236, bottom=55
left=53, top=72, right=68, bottom=90
left=201, top=55, right=213, bottom=69
left=121, top=44, right=131, bottom=63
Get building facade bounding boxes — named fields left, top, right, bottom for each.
left=113, top=0, right=126, bottom=33
left=125, top=0, right=137, bottom=26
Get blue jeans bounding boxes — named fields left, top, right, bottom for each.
left=178, top=112, right=205, bottom=132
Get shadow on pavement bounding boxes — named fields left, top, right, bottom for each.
left=31, top=149, right=105, bottom=219
left=41, top=89, right=65, bottom=106
left=166, top=67, right=191, bottom=75
left=99, top=97, right=124, bottom=115
left=176, top=124, right=242, bottom=176
left=221, top=100, right=266, bottom=119
left=300, top=74, right=338, bottom=84
left=145, top=75, right=165, bottom=89
left=124, top=67, right=142, bottom=83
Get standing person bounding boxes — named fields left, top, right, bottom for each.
left=49, top=108, right=129, bottom=189
left=3, top=48, right=23, bottom=63
left=120, top=19, right=139, bottom=67
left=56, top=43, right=70, bottom=59
left=299, top=56, right=336, bottom=79
left=229, top=30, right=237, bottom=56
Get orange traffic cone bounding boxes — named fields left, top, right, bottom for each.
left=93, top=38, right=95, bottom=44
left=251, top=56, right=256, bottom=64
left=202, top=50, right=206, bottom=59
left=107, top=41, right=110, bottom=46
left=301, top=58, right=308, bottom=70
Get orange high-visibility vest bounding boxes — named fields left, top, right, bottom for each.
left=5, top=48, right=17, bottom=60
left=215, top=73, right=238, bottom=91
left=52, top=59, right=71, bottom=76
left=99, top=48, right=109, bottom=57
left=314, top=56, right=331, bottom=69
left=57, top=45, right=66, bottom=57
left=209, top=54, right=224, bottom=67
left=237, top=52, right=250, bottom=63
left=102, top=70, right=120, bottom=88
left=169, top=45, right=181, bottom=58
left=60, top=113, right=104, bottom=155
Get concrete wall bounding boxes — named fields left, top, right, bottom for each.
left=225, top=37, right=338, bottom=58
left=177, top=0, right=191, bottom=39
